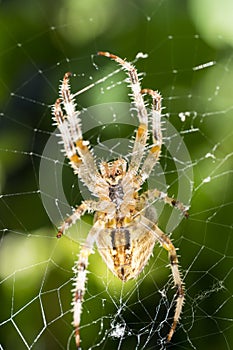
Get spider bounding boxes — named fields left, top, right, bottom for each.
left=52, top=51, right=189, bottom=349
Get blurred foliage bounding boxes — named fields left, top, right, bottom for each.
left=0, top=0, right=233, bottom=349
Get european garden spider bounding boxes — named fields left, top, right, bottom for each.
left=52, top=51, right=189, bottom=349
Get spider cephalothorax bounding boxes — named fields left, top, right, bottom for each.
left=52, top=51, right=189, bottom=349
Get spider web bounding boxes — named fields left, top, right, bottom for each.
left=1, top=1, right=233, bottom=349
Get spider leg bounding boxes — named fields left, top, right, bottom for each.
left=72, top=220, right=104, bottom=349
left=98, top=51, right=148, bottom=174
left=56, top=200, right=95, bottom=238
left=56, top=199, right=115, bottom=238
left=139, top=88, right=163, bottom=183
left=52, top=74, right=102, bottom=196
left=141, top=216, right=185, bottom=342
left=141, top=189, right=189, bottom=218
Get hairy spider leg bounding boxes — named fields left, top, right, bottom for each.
left=141, top=189, right=189, bottom=218
left=56, top=201, right=92, bottom=238
left=139, top=88, right=163, bottom=183
left=140, top=216, right=185, bottom=342
left=98, top=51, right=149, bottom=175
left=56, top=199, right=116, bottom=238
left=53, top=74, right=103, bottom=196
left=72, top=220, right=104, bottom=349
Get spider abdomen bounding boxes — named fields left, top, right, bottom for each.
left=96, top=220, right=157, bottom=281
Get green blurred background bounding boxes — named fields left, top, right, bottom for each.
left=0, top=0, right=233, bottom=349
